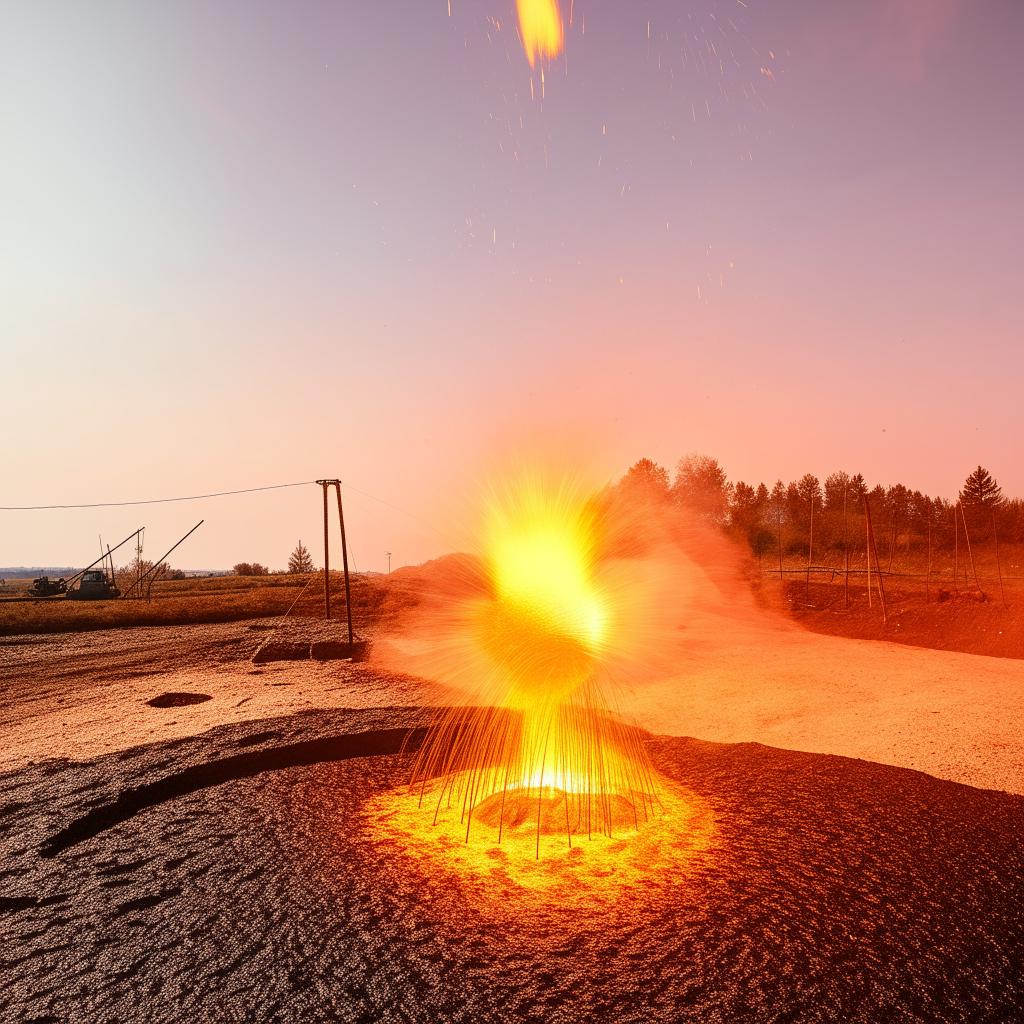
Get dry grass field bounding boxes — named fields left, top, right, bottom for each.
left=0, top=572, right=394, bottom=637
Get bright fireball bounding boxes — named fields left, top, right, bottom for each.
left=516, top=0, right=564, bottom=67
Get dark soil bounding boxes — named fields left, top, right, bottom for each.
left=1, top=708, right=1021, bottom=1023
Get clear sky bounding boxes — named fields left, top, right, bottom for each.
left=2, top=0, right=1021, bottom=570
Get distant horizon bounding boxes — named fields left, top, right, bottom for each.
left=2, top=452, right=1020, bottom=573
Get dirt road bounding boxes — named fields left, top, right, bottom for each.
left=2, top=533, right=1021, bottom=793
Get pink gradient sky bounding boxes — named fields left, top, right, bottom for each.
left=2, top=0, right=1021, bottom=571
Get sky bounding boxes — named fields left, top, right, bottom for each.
left=2, top=0, right=1022, bottom=570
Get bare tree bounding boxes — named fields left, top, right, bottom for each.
left=673, top=454, right=731, bottom=525
left=619, top=458, right=671, bottom=503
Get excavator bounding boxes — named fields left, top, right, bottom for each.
left=28, top=576, right=68, bottom=597
left=27, top=530, right=141, bottom=600
left=26, top=522, right=202, bottom=601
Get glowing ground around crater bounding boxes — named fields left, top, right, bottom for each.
left=2, top=708, right=1022, bottom=1022
left=364, top=772, right=716, bottom=905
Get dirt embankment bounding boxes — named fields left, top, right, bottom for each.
left=759, top=569, right=1024, bottom=661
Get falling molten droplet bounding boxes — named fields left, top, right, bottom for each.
left=516, top=0, right=564, bottom=67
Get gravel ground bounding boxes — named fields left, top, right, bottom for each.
left=1, top=707, right=1021, bottom=1023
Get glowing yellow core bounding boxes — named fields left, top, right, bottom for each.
left=476, top=490, right=607, bottom=703
left=516, top=0, right=564, bottom=67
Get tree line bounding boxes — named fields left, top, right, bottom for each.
left=616, top=456, right=1024, bottom=567
left=233, top=540, right=316, bottom=577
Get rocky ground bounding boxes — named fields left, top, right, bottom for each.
left=1, top=706, right=1021, bottom=1023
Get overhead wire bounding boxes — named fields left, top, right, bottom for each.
left=0, top=481, right=315, bottom=510
left=2, top=476, right=454, bottom=561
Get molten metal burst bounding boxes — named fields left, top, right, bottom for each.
left=408, top=477, right=661, bottom=855
left=516, top=0, right=564, bottom=67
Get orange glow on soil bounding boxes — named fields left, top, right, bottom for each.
left=516, top=0, right=564, bottom=67
left=366, top=773, right=715, bottom=905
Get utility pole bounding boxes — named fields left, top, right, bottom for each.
left=333, top=482, right=354, bottom=645
left=316, top=478, right=354, bottom=642
left=316, top=480, right=332, bottom=620
left=386, top=551, right=392, bottom=574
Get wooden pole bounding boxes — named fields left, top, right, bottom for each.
left=865, top=497, right=887, bottom=623
left=843, top=485, right=850, bottom=610
left=805, top=495, right=813, bottom=605
left=926, top=517, right=932, bottom=603
left=959, top=502, right=982, bottom=595
left=138, top=521, right=204, bottom=600
left=320, top=481, right=331, bottom=620
left=887, top=507, right=897, bottom=573
left=953, top=505, right=959, bottom=597
left=866, top=502, right=872, bottom=609
left=993, top=509, right=1007, bottom=607
left=112, top=528, right=174, bottom=598
left=777, top=513, right=783, bottom=582
left=334, top=482, right=354, bottom=645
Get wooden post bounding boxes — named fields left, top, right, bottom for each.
left=135, top=521, right=204, bottom=601
left=865, top=497, right=887, bottom=623
left=866, top=502, right=872, bottom=609
left=888, top=507, right=897, bottom=573
left=959, top=502, right=982, bottom=595
left=926, top=518, right=932, bottom=603
left=843, top=485, right=850, bottom=610
left=993, top=510, right=1007, bottom=607
left=334, top=482, right=354, bottom=645
left=318, top=480, right=331, bottom=620
left=777, top=514, right=783, bottom=582
left=805, top=495, right=814, bottom=605
left=953, top=505, right=959, bottom=598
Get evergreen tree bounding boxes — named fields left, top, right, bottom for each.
left=959, top=466, right=1004, bottom=509
left=288, top=541, right=315, bottom=574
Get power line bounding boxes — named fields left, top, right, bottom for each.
left=341, top=481, right=450, bottom=541
left=2, top=476, right=451, bottom=551
left=0, top=481, right=316, bottom=511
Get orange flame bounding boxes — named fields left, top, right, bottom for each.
left=516, top=0, right=564, bottom=67
left=387, top=474, right=665, bottom=853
